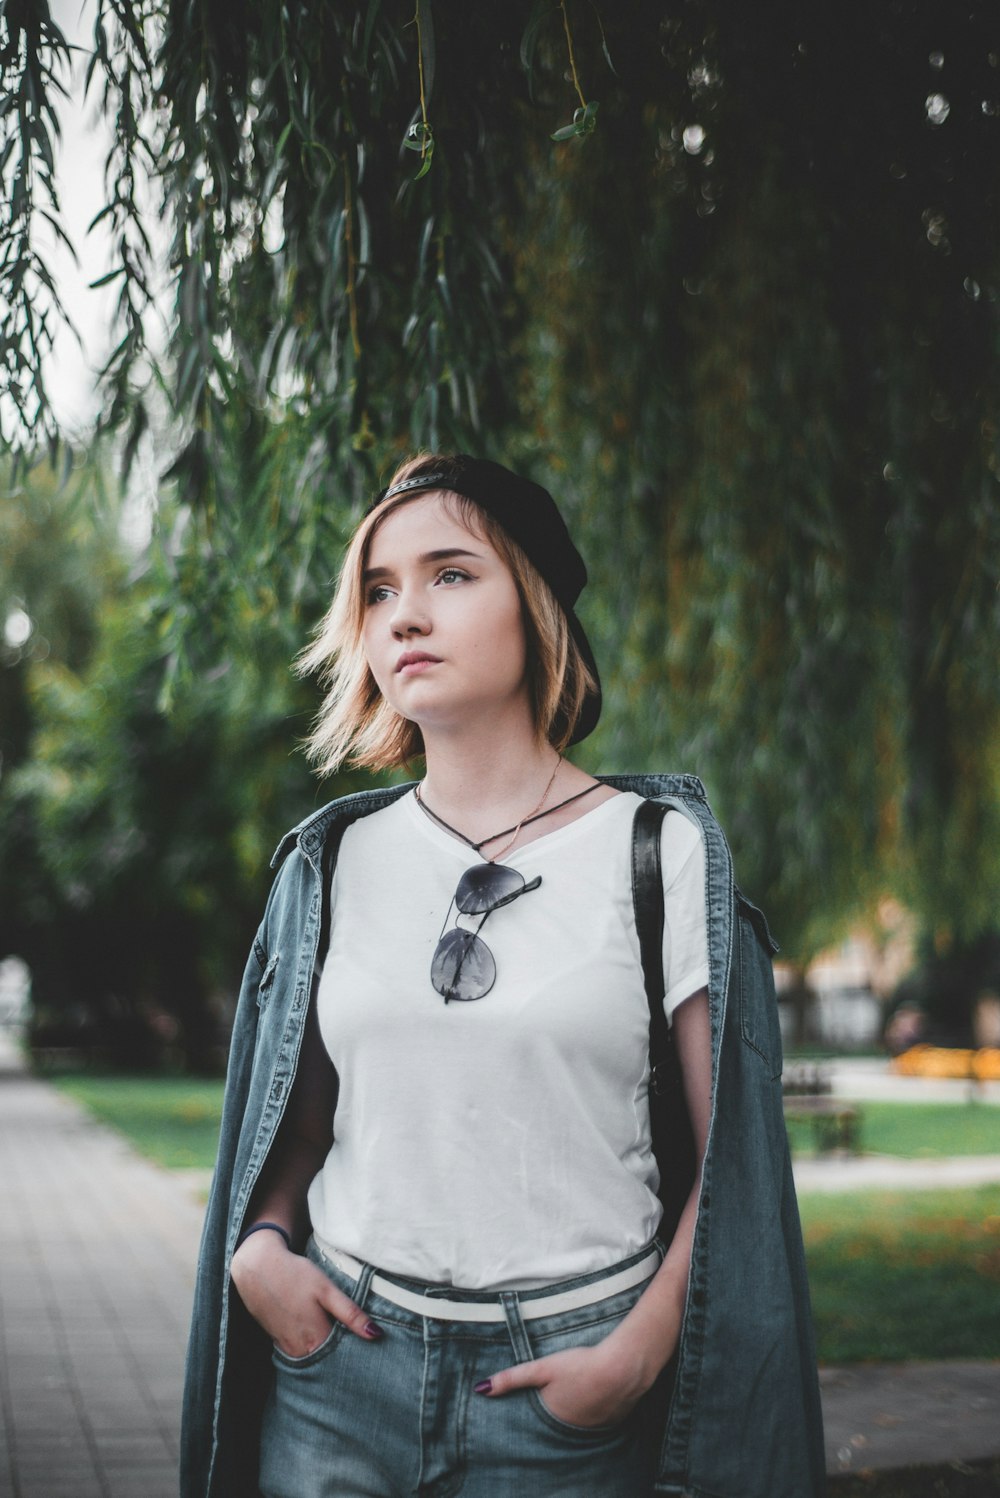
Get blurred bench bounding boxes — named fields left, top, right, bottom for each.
left=783, top=1094, right=861, bottom=1154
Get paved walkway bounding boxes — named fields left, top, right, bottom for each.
left=821, top=1360, right=1000, bottom=1479
left=0, top=1041, right=204, bottom=1498
left=1, top=1039, right=998, bottom=1495
left=827, top=1056, right=1000, bottom=1107
left=794, top=1152, right=1000, bottom=1192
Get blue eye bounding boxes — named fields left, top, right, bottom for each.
left=366, top=585, right=394, bottom=605
left=438, top=567, right=470, bottom=585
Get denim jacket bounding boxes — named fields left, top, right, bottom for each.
left=182, top=774, right=826, bottom=1498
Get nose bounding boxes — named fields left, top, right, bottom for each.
left=389, top=585, right=430, bottom=639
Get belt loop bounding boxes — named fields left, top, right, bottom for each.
left=499, top=1290, right=534, bottom=1365
left=352, top=1258, right=376, bottom=1309
left=312, top=1236, right=376, bottom=1309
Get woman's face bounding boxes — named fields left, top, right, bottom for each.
left=361, top=493, right=531, bottom=736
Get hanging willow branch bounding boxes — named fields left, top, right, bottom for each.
left=404, top=0, right=435, bottom=179
left=551, top=0, right=599, bottom=141
left=0, top=3, right=75, bottom=455
left=1, top=1, right=626, bottom=465
left=342, top=153, right=362, bottom=358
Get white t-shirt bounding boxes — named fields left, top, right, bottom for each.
left=307, top=788, right=708, bottom=1289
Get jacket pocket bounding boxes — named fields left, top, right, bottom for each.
left=256, top=952, right=280, bottom=1010
left=735, top=885, right=779, bottom=955
left=736, top=895, right=783, bottom=1081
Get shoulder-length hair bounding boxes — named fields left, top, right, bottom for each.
left=297, top=454, right=597, bottom=775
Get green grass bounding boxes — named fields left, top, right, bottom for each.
left=52, top=1076, right=1000, bottom=1172
left=786, top=1100, right=1000, bottom=1159
left=52, top=1074, right=224, bottom=1169
left=799, top=1185, right=1000, bottom=1362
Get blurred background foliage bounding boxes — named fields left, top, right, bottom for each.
left=0, top=461, right=361, bottom=1067
left=2, top=1, right=1000, bottom=1064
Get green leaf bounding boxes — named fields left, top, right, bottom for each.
left=552, top=100, right=599, bottom=141
left=86, top=202, right=117, bottom=234
left=356, top=193, right=371, bottom=268
left=404, top=120, right=433, bottom=153
left=418, top=214, right=436, bottom=275
left=88, top=266, right=126, bottom=289
left=588, top=2, right=619, bottom=77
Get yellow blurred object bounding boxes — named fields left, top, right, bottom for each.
left=972, top=1048, right=1000, bottom=1081
left=891, top=1044, right=1000, bottom=1080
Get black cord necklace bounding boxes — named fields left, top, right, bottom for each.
left=414, top=780, right=603, bottom=856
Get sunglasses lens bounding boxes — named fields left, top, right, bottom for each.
left=454, top=863, right=525, bottom=915
left=431, top=928, right=496, bottom=1002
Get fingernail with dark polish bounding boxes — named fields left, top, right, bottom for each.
left=364, top=1321, right=383, bottom=1339
left=473, top=1379, right=492, bottom=1394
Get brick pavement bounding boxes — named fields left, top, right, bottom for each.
left=0, top=1041, right=204, bottom=1498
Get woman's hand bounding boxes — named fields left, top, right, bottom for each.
left=230, top=1231, right=382, bottom=1357
left=478, top=993, right=710, bottom=1430
left=474, top=1338, right=652, bottom=1429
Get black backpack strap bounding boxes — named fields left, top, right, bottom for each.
left=631, top=799, right=669, bottom=1084
left=317, top=816, right=351, bottom=972
left=631, top=798, right=697, bottom=1237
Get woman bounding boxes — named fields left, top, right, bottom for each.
left=182, top=454, right=825, bottom=1498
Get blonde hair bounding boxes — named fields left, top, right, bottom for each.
left=297, top=455, right=597, bottom=775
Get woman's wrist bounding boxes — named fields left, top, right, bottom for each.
left=601, top=1277, right=686, bottom=1392
left=599, top=1323, right=673, bottom=1397
left=236, top=1220, right=292, bottom=1252
left=230, top=1222, right=295, bottom=1293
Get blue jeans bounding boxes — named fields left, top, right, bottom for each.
left=259, top=1238, right=668, bottom=1498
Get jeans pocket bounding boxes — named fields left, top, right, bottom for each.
left=528, top=1388, right=631, bottom=1442
left=520, top=1288, right=643, bottom=1442
left=271, top=1319, right=344, bottom=1370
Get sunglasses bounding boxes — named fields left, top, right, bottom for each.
left=431, top=863, right=542, bottom=1003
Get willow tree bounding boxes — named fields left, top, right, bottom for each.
left=3, top=0, right=999, bottom=988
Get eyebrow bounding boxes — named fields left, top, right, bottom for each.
left=363, top=547, right=484, bottom=582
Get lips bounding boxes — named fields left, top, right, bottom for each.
left=395, top=651, right=442, bottom=673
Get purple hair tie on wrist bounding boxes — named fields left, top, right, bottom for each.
left=236, top=1220, right=291, bottom=1251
